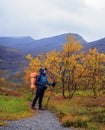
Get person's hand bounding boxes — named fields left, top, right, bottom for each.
left=52, top=82, right=56, bottom=87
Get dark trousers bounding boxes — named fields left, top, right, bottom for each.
left=32, top=87, right=45, bottom=109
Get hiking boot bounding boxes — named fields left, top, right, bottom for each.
left=38, top=107, right=46, bottom=110
left=31, top=106, right=37, bottom=110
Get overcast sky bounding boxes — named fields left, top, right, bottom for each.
left=0, top=0, right=105, bottom=42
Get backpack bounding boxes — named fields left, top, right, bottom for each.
left=30, top=72, right=38, bottom=89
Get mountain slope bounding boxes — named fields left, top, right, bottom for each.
left=83, top=38, right=105, bottom=53
left=28, top=33, right=87, bottom=56
left=0, top=45, right=26, bottom=76
left=0, top=33, right=87, bottom=56
left=0, top=36, right=34, bottom=53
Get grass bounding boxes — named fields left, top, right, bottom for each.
left=44, top=89, right=105, bottom=130
left=0, top=88, right=33, bottom=126
left=1, top=86, right=105, bottom=130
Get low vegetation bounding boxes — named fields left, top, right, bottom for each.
left=44, top=89, right=105, bottom=130
left=0, top=87, right=33, bottom=126
left=0, top=83, right=105, bottom=129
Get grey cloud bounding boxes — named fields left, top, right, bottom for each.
left=0, top=0, right=105, bottom=41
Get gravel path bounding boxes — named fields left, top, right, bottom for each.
left=0, top=110, right=71, bottom=130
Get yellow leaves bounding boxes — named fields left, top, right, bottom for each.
left=62, top=36, right=83, bottom=54
left=26, top=54, right=33, bottom=61
left=83, top=48, right=105, bottom=73
left=89, top=48, right=98, bottom=55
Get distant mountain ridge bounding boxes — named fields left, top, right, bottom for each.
left=0, top=33, right=87, bottom=56
left=0, top=36, right=34, bottom=54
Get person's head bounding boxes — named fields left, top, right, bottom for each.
left=39, top=68, right=47, bottom=75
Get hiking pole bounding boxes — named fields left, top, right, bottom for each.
left=45, top=81, right=56, bottom=108
left=46, top=87, right=53, bottom=108
left=45, top=70, right=56, bottom=108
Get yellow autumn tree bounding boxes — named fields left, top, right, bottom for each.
left=82, top=48, right=105, bottom=98
left=59, top=36, right=84, bottom=98
left=24, top=35, right=105, bottom=99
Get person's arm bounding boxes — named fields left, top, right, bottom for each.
left=46, top=77, right=56, bottom=87
left=46, top=80, right=53, bottom=86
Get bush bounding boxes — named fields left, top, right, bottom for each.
left=62, top=115, right=89, bottom=128
left=91, top=113, right=105, bottom=123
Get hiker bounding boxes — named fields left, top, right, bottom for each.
left=31, top=68, right=56, bottom=110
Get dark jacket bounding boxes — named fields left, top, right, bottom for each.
left=36, top=74, right=52, bottom=90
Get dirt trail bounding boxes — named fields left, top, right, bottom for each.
left=0, top=110, right=72, bottom=130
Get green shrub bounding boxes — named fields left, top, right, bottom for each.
left=91, top=113, right=105, bottom=123
left=62, top=115, right=89, bottom=128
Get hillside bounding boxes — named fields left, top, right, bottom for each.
left=0, top=36, right=34, bottom=53
left=28, top=33, right=87, bottom=56
left=84, top=38, right=105, bottom=53
left=0, top=45, right=27, bottom=77
left=0, top=33, right=87, bottom=56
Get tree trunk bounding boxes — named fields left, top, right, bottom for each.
left=61, top=70, right=66, bottom=98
